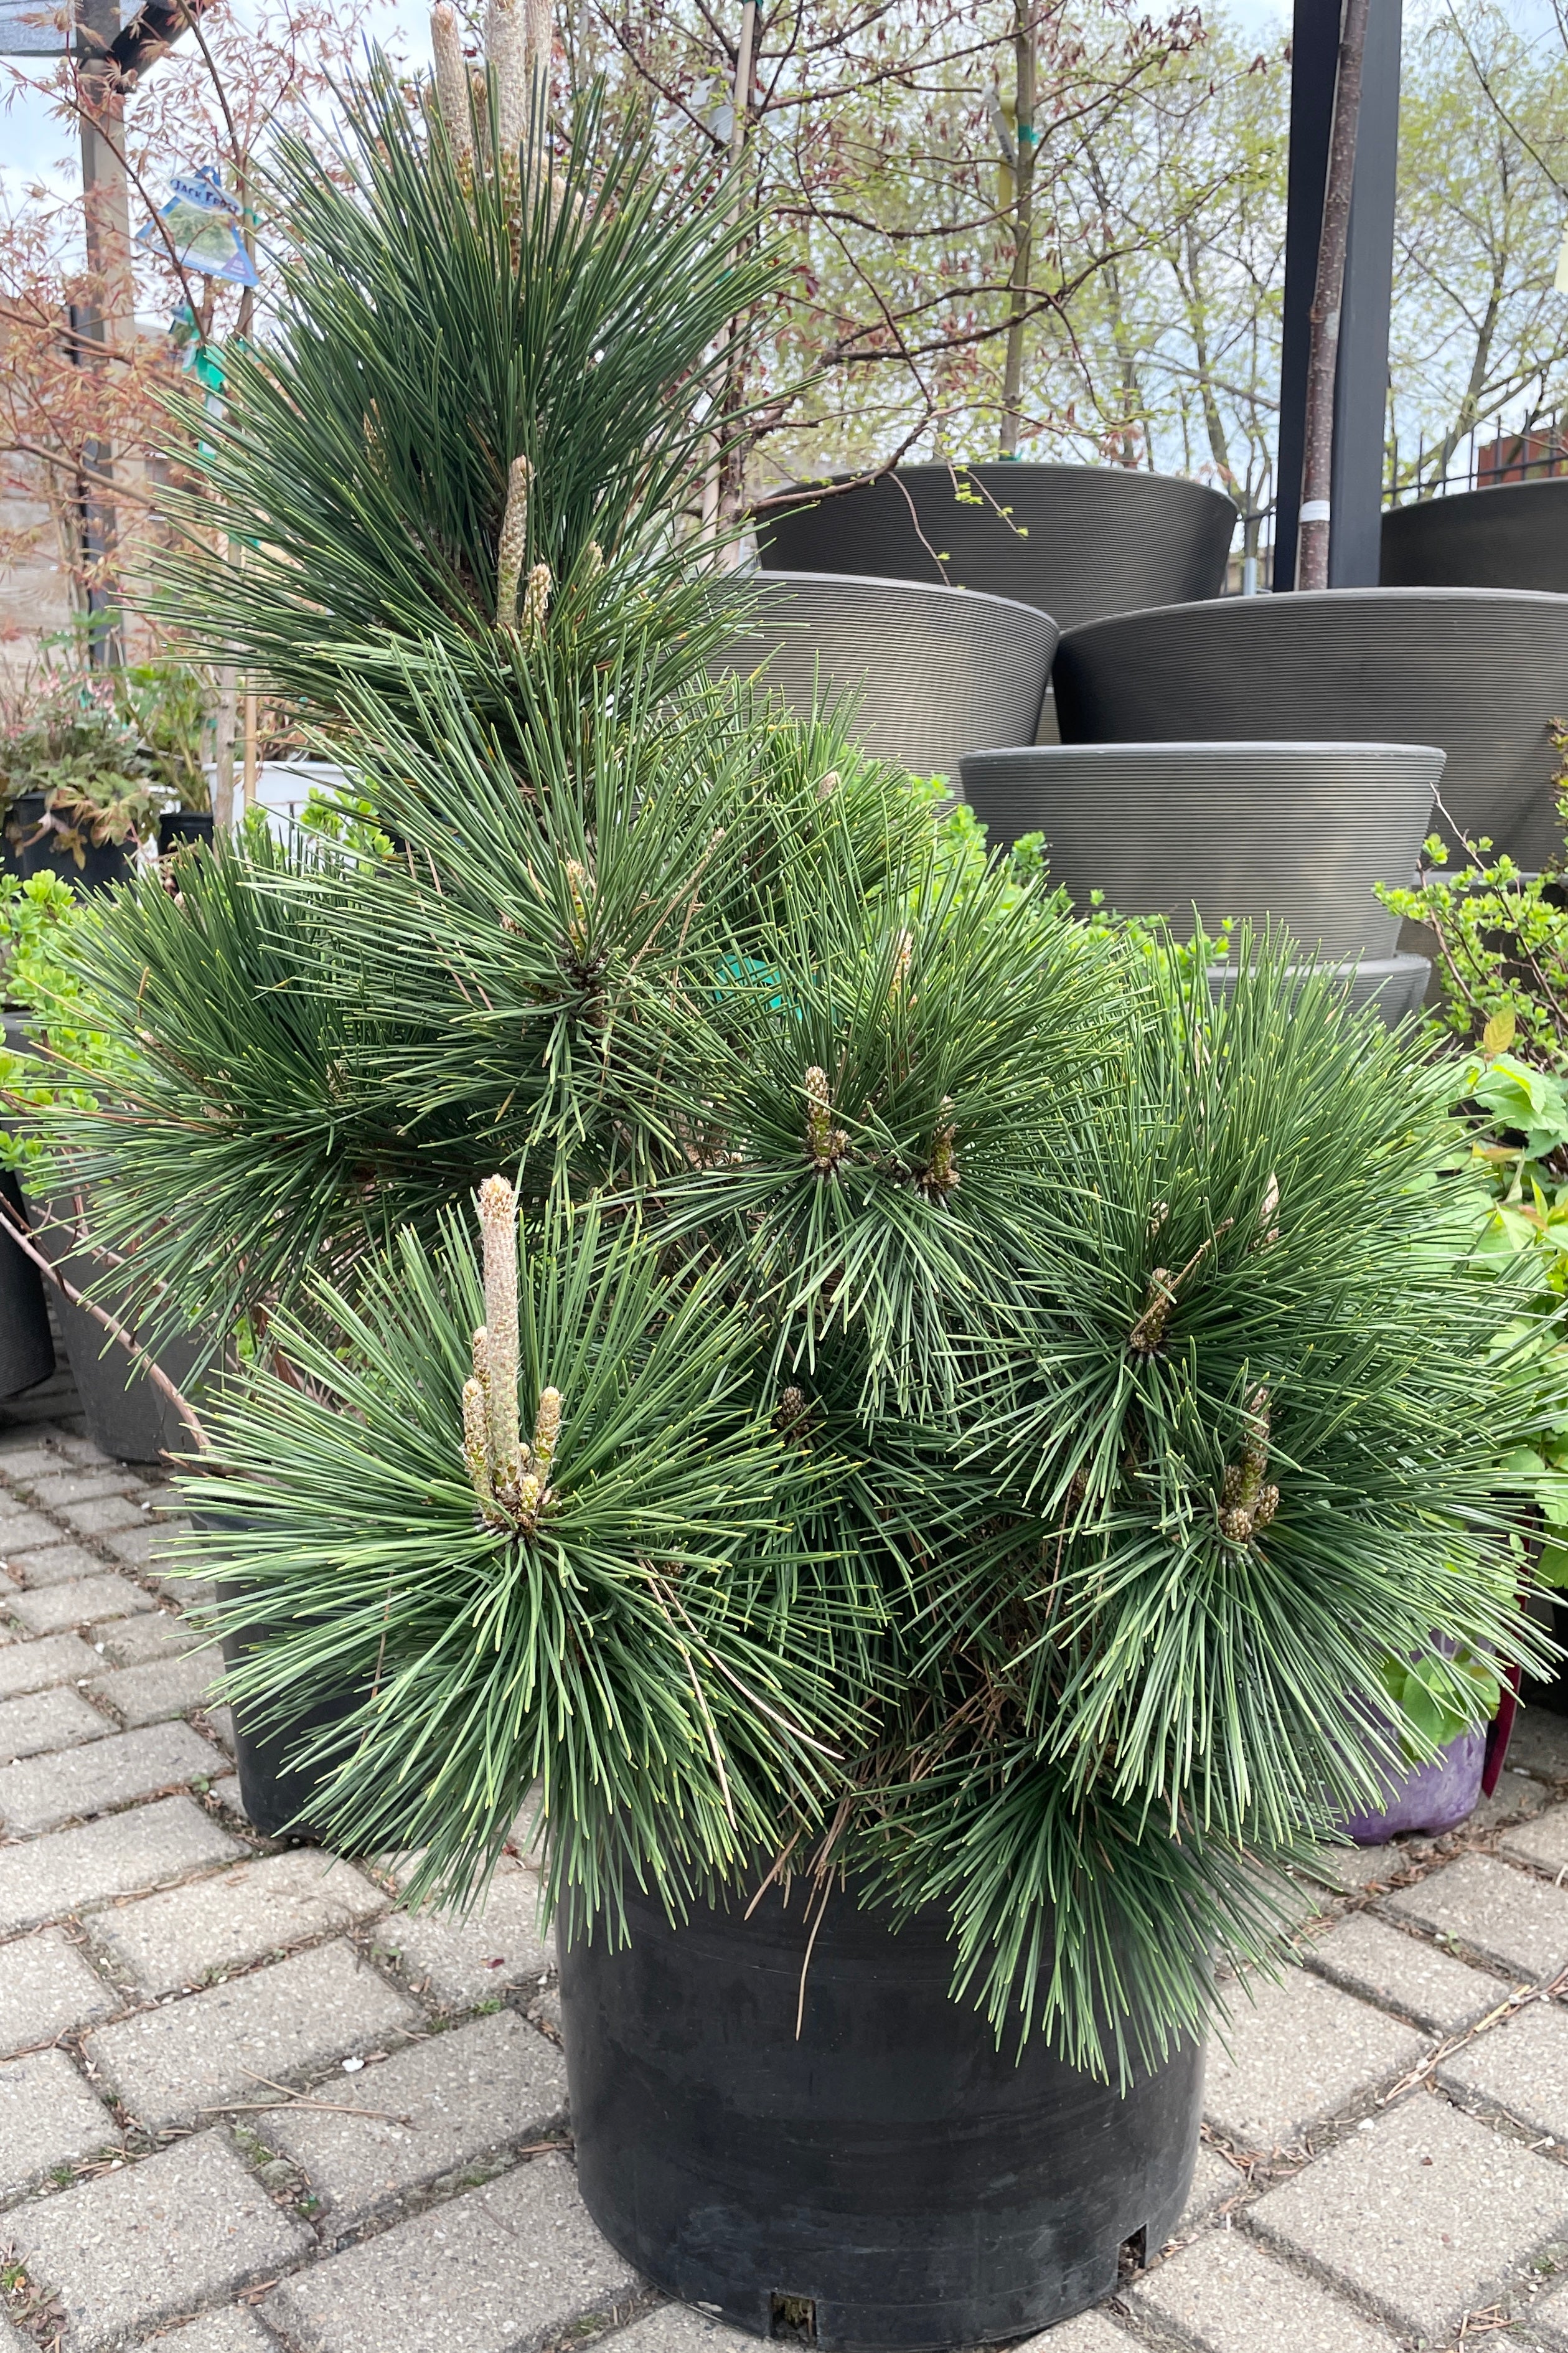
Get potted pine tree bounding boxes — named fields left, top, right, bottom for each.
left=32, top=41, right=1552, bottom=2351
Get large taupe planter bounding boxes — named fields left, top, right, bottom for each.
left=1053, top=588, right=1568, bottom=869
left=754, top=463, right=1237, bottom=631
left=1382, top=479, right=1568, bottom=595
left=958, top=742, right=1442, bottom=961
left=708, top=572, right=1058, bottom=788
left=32, top=1205, right=204, bottom=1463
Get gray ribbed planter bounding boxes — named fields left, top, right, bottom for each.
left=1053, top=588, right=1568, bottom=869
left=708, top=572, right=1058, bottom=788
left=958, top=742, right=1442, bottom=961
left=754, top=464, right=1237, bottom=632
left=1382, top=479, right=1568, bottom=595
left=1206, top=954, right=1432, bottom=1028
left=32, top=1207, right=204, bottom=1463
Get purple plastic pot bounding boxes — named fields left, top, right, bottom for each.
left=1340, top=1725, right=1486, bottom=1844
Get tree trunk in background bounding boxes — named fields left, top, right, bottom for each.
left=998, top=0, right=1037, bottom=458
left=75, top=0, right=133, bottom=665
left=1296, top=0, right=1371, bottom=589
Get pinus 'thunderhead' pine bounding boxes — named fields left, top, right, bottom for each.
left=26, top=35, right=1556, bottom=2080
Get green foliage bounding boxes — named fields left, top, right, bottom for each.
left=0, top=874, right=119, bottom=1182
left=156, top=55, right=786, bottom=757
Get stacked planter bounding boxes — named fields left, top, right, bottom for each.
left=1381, top=476, right=1568, bottom=596
left=707, top=573, right=1058, bottom=788
left=960, top=740, right=1442, bottom=1024
left=753, top=462, right=1236, bottom=751
left=1051, top=587, right=1568, bottom=870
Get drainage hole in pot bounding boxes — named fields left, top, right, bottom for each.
left=1118, top=2228, right=1147, bottom=2280
left=769, top=2295, right=817, bottom=2342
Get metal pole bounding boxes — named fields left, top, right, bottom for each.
left=74, top=0, right=133, bottom=664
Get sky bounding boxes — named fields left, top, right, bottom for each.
left=0, top=0, right=434, bottom=203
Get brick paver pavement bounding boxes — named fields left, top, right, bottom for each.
left=3, top=1398, right=1568, bottom=2353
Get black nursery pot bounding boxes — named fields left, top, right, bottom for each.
left=0, top=1171, right=55, bottom=1398
left=559, top=1876, right=1203, bottom=2352
left=6, top=793, right=136, bottom=895
left=216, top=1586, right=359, bottom=1839
left=157, top=811, right=215, bottom=856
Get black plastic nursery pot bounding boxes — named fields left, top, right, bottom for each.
left=755, top=463, right=1237, bottom=633
left=5, top=793, right=136, bottom=895
left=157, top=811, right=215, bottom=856
left=215, top=1586, right=359, bottom=1839
left=559, top=1875, right=1203, bottom=2352
left=0, top=1171, right=55, bottom=1398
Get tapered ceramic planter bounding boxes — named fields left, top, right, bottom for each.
left=1381, top=479, right=1568, bottom=595
left=560, top=1875, right=1203, bottom=2352
left=1338, top=1727, right=1485, bottom=1844
left=32, top=1206, right=204, bottom=1464
left=755, top=464, right=1237, bottom=633
left=958, top=742, right=1442, bottom=961
left=1052, top=589, right=1568, bottom=869
left=1204, top=955, right=1431, bottom=1028
left=707, top=573, right=1058, bottom=790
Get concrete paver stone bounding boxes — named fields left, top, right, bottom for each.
left=1203, top=1969, right=1426, bottom=2151
left=88, top=1648, right=218, bottom=1725
left=105, top=1522, right=186, bottom=1572
left=154, top=2310, right=281, bottom=2353
left=9, top=2126, right=310, bottom=2353
left=23, top=1472, right=143, bottom=1509
left=1133, top=2227, right=1399, bottom=2353
left=1305, top=1911, right=1505, bottom=2035
left=605, top=2309, right=768, bottom=2353
left=1249, top=2088, right=1568, bottom=2339
left=1008, top=2313, right=1133, bottom=2352
left=1178, top=2144, right=1248, bottom=2230
left=0, top=2044, right=120, bottom=2197
left=5, top=1576, right=155, bottom=1637
left=1384, top=1853, right=1568, bottom=1980
left=0, top=1631, right=101, bottom=1700
left=0, top=1445, right=72, bottom=1478
left=94, top=1610, right=205, bottom=1667
left=0, top=1927, right=117, bottom=2054
left=1501, top=1710, right=1568, bottom=1781
left=262, top=2152, right=639, bottom=2353
left=1519, top=2264, right=1568, bottom=2352
left=370, top=1862, right=552, bottom=2007
left=5, top=1545, right=105, bottom=1590
left=0, top=1686, right=111, bottom=1764
left=0, top=1511, right=85, bottom=1555
left=90, top=1847, right=387, bottom=1994
left=85, top=1937, right=420, bottom=2129
left=58, top=1495, right=144, bottom=1536
left=0, top=1794, right=243, bottom=1935
left=1439, top=1999, right=1568, bottom=2141
left=1501, top=1802, right=1568, bottom=1877
left=257, top=2007, right=568, bottom=2227
left=0, top=1720, right=225, bottom=1833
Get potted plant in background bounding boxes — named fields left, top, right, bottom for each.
left=0, top=658, right=213, bottom=885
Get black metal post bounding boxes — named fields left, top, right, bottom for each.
left=1274, top=0, right=1403, bottom=590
